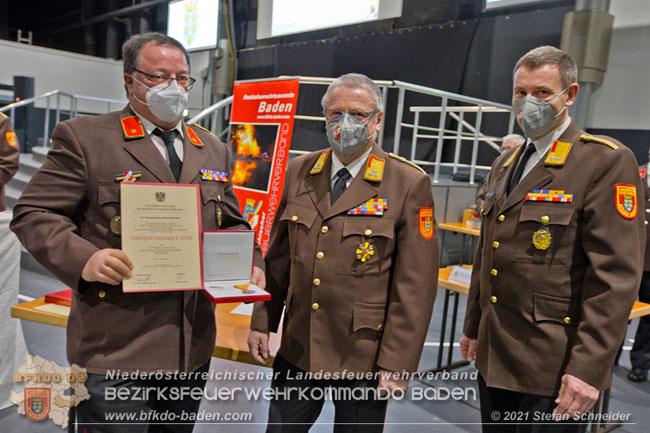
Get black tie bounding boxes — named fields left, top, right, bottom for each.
left=507, top=142, right=536, bottom=195
left=331, top=167, right=352, bottom=204
left=153, top=128, right=182, bottom=182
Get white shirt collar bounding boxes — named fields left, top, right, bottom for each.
left=330, top=146, right=374, bottom=184
left=129, top=104, right=184, bottom=138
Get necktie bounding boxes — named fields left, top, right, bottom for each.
left=153, top=128, right=182, bottom=182
left=331, top=167, right=352, bottom=204
left=507, top=142, right=536, bottom=195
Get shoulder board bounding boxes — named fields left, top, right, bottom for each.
left=503, top=144, right=523, bottom=168
left=191, top=123, right=216, bottom=138
left=0, top=112, right=7, bottom=119
left=388, top=153, right=426, bottom=174
left=580, top=134, right=618, bottom=150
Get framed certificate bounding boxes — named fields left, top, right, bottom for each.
left=202, top=230, right=270, bottom=303
left=121, top=183, right=203, bottom=292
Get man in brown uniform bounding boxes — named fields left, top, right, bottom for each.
left=460, top=46, right=644, bottom=433
left=11, top=33, right=264, bottom=432
left=0, top=112, right=19, bottom=211
left=248, top=73, right=439, bottom=431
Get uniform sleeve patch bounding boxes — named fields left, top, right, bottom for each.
left=615, top=184, right=637, bottom=219
left=6, top=131, right=18, bottom=147
left=419, top=207, right=434, bottom=239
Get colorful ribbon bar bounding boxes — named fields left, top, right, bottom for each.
left=348, top=198, right=388, bottom=215
left=201, top=169, right=229, bottom=182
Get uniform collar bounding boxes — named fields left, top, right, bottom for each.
left=129, top=104, right=184, bottom=138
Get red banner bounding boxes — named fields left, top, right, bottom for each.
left=229, top=78, right=300, bottom=254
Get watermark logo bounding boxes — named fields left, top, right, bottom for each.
left=11, top=355, right=90, bottom=429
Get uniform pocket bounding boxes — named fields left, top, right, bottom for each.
left=352, top=302, right=386, bottom=333
left=200, top=183, right=225, bottom=230
left=533, top=293, right=580, bottom=326
left=336, top=216, right=395, bottom=276
left=280, top=202, right=319, bottom=262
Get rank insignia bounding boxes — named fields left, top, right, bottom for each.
left=186, top=126, right=204, bottom=147
left=348, top=198, right=388, bottom=215
left=201, top=169, right=229, bottom=182
left=640, top=168, right=647, bottom=179
left=6, top=131, right=18, bottom=147
left=544, top=141, right=572, bottom=165
left=532, top=228, right=552, bottom=250
left=615, top=184, right=637, bottom=219
left=364, top=155, right=385, bottom=182
left=525, top=189, right=573, bottom=203
left=121, top=116, right=145, bottom=139
left=310, top=150, right=331, bottom=175
left=114, top=170, right=142, bottom=182
left=110, top=215, right=121, bottom=236
left=419, top=207, right=434, bottom=239
left=24, top=388, right=50, bottom=421
left=356, top=242, right=375, bottom=263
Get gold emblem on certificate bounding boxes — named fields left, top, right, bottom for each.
left=532, top=228, right=551, bottom=250
left=356, top=242, right=375, bottom=262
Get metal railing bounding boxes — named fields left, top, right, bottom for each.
left=0, top=90, right=126, bottom=147
left=189, top=76, right=514, bottom=184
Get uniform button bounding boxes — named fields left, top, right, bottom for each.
left=563, top=316, right=572, bottom=325
left=313, top=278, right=321, bottom=286
left=492, top=241, right=500, bottom=249
left=291, top=215, right=298, bottom=222
left=480, top=208, right=484, bottom=215
left=321, top=226, right=329, bottom=233
left=364, top=229, right=373, bottom=236
left=312, top=303, right=320, bottom=311
left=646, top=221, right=648, bottom=225
left=98, top=290, right=106, bottom=299
left=498, top=214, right=505, bottom=222
left=377, top=323, right=384, bottom=332
left=646, top=209, right=650, bottom=213
left=316, top=252, right=324, bottom=259
left=490, top=268, right=498, bottom=276
left=490, top=296, right=497, bottom=304
left=541, top=215, right=550, bottom=224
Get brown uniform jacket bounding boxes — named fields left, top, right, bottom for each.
left=11, top=106, right=262, bottom=374
left=640, top=166, right=650, bottom=271
left=463, top=120, right=644, bottom=395
left=0, top=113, right=20, bottom=211
left=251, top=144, right=439, bottom=374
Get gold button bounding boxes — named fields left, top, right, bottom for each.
left=498, top=214, right=505, bottom=222
left=490, top=269, right=498, bottom=276
left=541, top=215, right=550, bottom=224
left=480, top=208, right=484, bottom=215
left=313, top=278, right=321, bottom=286
left=563, top=316, right=572, bottom=325
left=364, top=229, right=373, bottom=236
left=321, top=226, right=329, bottom=233
left=377, top=323, right=384, bottom=332
left=312, top=303, right=320, bottom=311
left=98, top=290, right=106, bottom=299
left=492, top=241, right=499, bottom=249
left=316, top=252, right=324, bottom=259
left=291, top=215, right=298, bottom=222
left=490, top=296, right=497, bottom=304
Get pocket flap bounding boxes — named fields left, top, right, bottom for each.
left=98, top=182, right=120, bottom=205
left=520, top=204, right=575, bottom=225
left=352, top=302, right=386, bottom=332
left=200, top=183, right=222, bottom=205
left=343, top=217, right=394, bottom=239
left=533, top=293, right=580, bottom=325
left=280, top=203, right=318, bottom=229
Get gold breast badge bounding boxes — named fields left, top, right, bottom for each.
left=356, top=242, right=375, bottom=262
left=532, top=228, right=551, bottom=250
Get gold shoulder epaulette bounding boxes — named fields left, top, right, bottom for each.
left=191, top=123, right=217, bottom=137
left=388, top=153, right=426, bottom=174
left=0, top=112, right=7, bottom=119
left=580, top=135, right=618, bottom=150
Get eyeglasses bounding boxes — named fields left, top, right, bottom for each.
left=324, top=109, right=379, bottom=123
left=134, top=68, right=196, bottom=90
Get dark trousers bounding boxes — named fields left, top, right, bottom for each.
left=631, top=271, right=650, bottom=369
left=75, top=361, right=210, bottom=433
left=266, top=355, right=388, bottom=433
left=477, top=374, right=587, bottom=433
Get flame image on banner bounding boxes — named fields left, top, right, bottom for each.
left=229, top=123, right=278, bottom=192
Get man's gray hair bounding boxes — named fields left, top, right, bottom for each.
left=122, top=32, right=190, bottom=76
left=321, top=73, right=384, bottom=112
left=513, top=46, right=578, bottom=89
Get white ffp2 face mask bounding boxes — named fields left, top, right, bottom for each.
left=132, top=76, right=189, bottom=123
